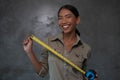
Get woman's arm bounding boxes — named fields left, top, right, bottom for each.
left=23, top=36, right=42, bottom=73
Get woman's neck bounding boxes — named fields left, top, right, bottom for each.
left=63, top=31, right=77, bottom=42
left=63, top=31, right=77, bottom=52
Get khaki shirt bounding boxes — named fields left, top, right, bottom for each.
left=38, top=33, right=91, bottom=80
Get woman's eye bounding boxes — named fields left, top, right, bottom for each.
left=65, top=14, right=74, bottom=19
left=66, top=15, right=71, bottom=18
left=58, top=17, right=62, bottom=20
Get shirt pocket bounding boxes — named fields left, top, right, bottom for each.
left=69, top=53, right=85, bottom=76
left=48, top=51, right=62, bottom=63
left=70, top=52, right=85, bottom=68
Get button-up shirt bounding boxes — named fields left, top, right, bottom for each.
left=38, top=33, right=91, bottom=80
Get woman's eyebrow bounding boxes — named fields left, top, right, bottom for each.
left=58, top=13, right=73, bottom=17
left=65, top=14, right=73, bottom=17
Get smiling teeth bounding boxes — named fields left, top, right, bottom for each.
left=63, top=25, right=69, bottom=28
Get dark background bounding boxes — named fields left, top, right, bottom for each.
left=0, top=0, right=120, bottom=80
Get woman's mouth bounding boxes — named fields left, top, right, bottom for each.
left=63, top=25, right=69, bottom=28
left=62, top=25, right=70, bottom=29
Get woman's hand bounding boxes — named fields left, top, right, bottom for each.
left=23, top=35, right=33, bottom=54
left=23, top=35, right=43, bottom=73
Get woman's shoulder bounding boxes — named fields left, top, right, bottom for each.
left=81, top=41, right=91, bottom=51
left=44, top=34, right=60, bottom=44
left=47, top=33, right=62, bottom=41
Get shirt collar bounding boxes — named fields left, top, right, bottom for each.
left=51, top=33, right=64, bottom=43
left=51, top=33, right=82, bottom=46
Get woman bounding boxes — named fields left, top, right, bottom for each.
left=23, top=4, right=97, bottom=80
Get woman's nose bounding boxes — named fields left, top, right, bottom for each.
left=61, top=17, right=67, bottom=24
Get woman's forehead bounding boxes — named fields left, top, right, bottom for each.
left=58, top=8, right=74, bottom=16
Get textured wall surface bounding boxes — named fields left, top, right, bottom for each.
left=0, top=0, right=120, bottom=80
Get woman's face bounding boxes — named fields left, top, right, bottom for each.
left=58, top=8, right=80, bottom=34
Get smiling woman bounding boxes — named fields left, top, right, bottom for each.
left=23, top=4, right=98, bottom=80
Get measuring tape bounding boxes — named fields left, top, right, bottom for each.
left=30, top=35, right=96, bottom=80
left=30, top=35, right=85, bottom=74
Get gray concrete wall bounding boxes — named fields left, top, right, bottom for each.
left=0, top=0, right=120, bottom=80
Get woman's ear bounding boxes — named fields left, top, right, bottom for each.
left=76, top=16, right=80, bottom=24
